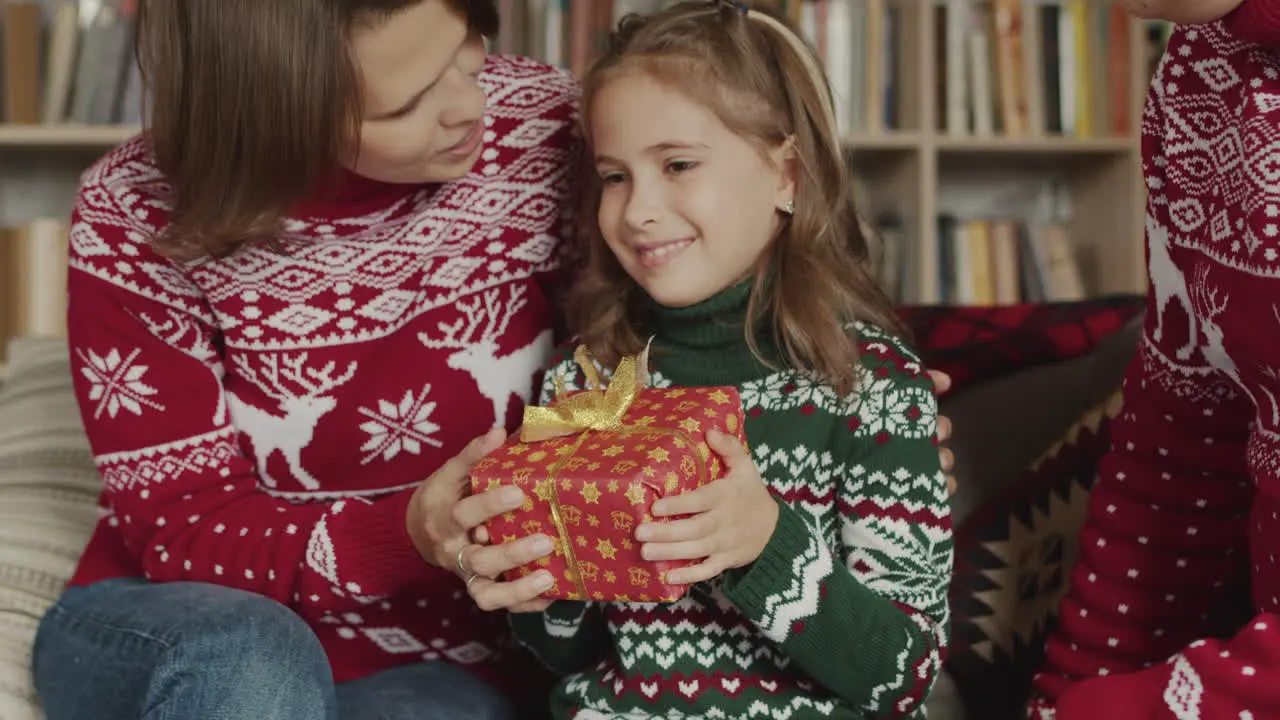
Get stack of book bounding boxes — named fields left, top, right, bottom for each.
left=0, top=219, right=68, bottom=362
left=1, top=0, right=143, bottom=126
left=935, top=0, right=1133, bottom=138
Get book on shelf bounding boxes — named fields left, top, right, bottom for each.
left=0, top=218, right=68, bottom=362
left=934, top=214, right=1085, bottom=305
left=1, top=0, right=143, bottom=127
left=492, top=0, right=903, bottom=134
left=934, top=0, right=1132, bottom=138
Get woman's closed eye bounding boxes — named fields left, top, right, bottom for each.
left=599, top=171, right=627, bottom=186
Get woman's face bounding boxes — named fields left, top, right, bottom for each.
left=348, top=0, right=489, bottom=184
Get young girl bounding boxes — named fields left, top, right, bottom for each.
left=507, top=3, right=953, bottom=717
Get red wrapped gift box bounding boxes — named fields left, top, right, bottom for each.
left=469, top=346, right=746, bottom=602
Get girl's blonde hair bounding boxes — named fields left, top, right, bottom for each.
left=567, top=0, right=906, bottom=395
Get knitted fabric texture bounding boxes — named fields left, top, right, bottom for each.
left=1030, top=16, right=1280, bottom=719
left=59, top=54, right=578, bottom=690
left=513, top=283, right=953, bottom=719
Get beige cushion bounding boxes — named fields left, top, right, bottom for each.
left=0, top=338, right=100, bottom=720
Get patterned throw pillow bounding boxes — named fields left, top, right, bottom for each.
left=943, top=389, right=1124, bottom=720
left=901, top=296, right=1144, bottom=396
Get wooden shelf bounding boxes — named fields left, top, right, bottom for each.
left=933, top=135, right=1136, bottom=154
left=0, top=0, right=1155, bottom=307
left=844, top=132, right=923, bottom=150
left=0, top=124, right=138, bottom=148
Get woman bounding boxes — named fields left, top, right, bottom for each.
left=30, top=1, right=954, bottom=718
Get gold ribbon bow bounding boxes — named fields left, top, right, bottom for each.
left=517, top=342, right=653, bottom=600
left=520, top=342, right=652, bottom=442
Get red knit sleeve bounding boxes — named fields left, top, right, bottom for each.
left=1027, top=327, right=1255, bottom=716
left=1223, top=0, right=1280, bottom=45
left=1028, top=57, right=1257, bottom=714
left=67, top=164, right=434, bottom=619
left=1047, top=616, right=1280, bottom=718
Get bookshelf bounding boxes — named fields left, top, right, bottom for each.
left=0, top=124, right=138, bottom=147
left=1, top=0, right=1158, bottom=367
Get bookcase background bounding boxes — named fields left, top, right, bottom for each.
left=0, top=0, right=1164, bottom=366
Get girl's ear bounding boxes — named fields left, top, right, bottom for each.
left=769, top=136, right=799, bottom=214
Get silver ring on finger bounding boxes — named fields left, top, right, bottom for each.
left=455, top=543, right=475, bottom=579
left=466, top=571, right=483, bottom=592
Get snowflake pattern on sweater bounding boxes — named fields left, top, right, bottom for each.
left=512, top=315, right=952, bottom=719
left=63, top=54, right=579, bottom=687
left=1029, top=16, right=1280, bottom=720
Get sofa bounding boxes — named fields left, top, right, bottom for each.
left=0, top=298, right=1145, bottom=720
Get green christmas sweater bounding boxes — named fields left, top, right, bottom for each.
left=511, top=284, right=953, bottom=719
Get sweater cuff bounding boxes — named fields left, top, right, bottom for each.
left=510, top=600, right=590, bottom=632
left=721, top=499, right=826, bottom=615
left=342, top=488, right=429, bottom=597
left=1224, top=0, right=1280, bottom=45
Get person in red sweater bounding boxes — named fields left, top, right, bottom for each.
left=1027, top=0, right=1280, bottom=717
left=26, top=1, right=956, bottom=719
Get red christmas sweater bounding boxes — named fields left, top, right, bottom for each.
left=62, top=54, right=578, bottom=687
left=1029, top=6, right=1280, bottom=719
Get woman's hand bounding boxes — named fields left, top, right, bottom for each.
left=635, top=429, right=778, bottom=585
left=405, top=428, right=557, bottom=612
left=1123, top=0, right=1243, bottom=23
left=927, top=369, right=957, bottom=497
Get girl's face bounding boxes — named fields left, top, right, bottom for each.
left=348, top=0, right=488, bottom=184
left=590, top=70, right=795, bottom=308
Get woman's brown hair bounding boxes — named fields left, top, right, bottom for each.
left=568, top=0, right=907, bottom=395
left=136, top=0, right=498, bottom=261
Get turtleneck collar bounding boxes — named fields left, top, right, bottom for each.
left=287, top=167, right=427, bottom=221
left=644, top=278, right=784, bottom=387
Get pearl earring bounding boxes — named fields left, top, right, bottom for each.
left=782, top=199, right=795, bottom=215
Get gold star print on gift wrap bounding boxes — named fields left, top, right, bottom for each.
left=625, top=481, right=647, bottom=506
left=708, top=390, right=731, bottom=405
left=602, top=445, right=624, bottom=457
left=533, top=479, right=554, bottom=502
left=648, top=447, right=670, bottom=463
left=679, top=418, right=702, bottom=434
left=580, top=481, right=602, bottom=504
left=596, top=538, right=618, bottom=560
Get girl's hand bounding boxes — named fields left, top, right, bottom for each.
left=635, top=429, right=779, bottom=585
left=406, top=428, right=556, bottom=612
left=1123, top=0, right=1243, bottom=24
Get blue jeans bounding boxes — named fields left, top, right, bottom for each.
left=32, top=578, right=520, bottom=720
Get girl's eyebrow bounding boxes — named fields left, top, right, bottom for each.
left=595, top=141, right=710, bottom=164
